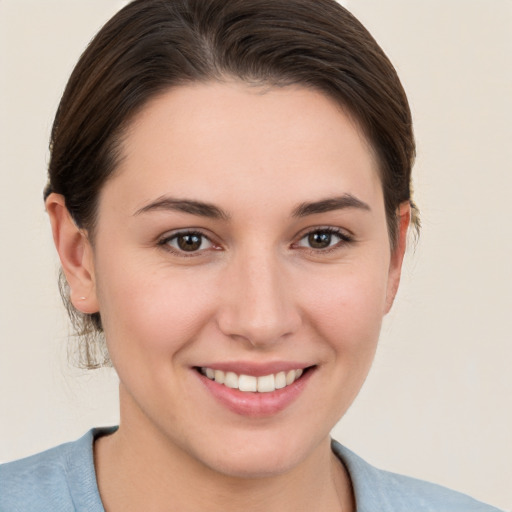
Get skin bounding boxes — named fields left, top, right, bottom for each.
left=47, top=81, right=410, bottom=512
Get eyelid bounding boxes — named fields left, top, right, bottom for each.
left=157, top=229, right=220, bottom=255
left=156, top=226, right=353, bottom=256
left=292, top=226, right=354, bottom=252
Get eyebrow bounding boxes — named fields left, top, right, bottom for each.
left=134, top=193, right=369, bottom=220
left=134, top=197, right=230, bottom=220
left=292, top=194, right=370, bottom=217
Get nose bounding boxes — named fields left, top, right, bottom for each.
left=216, top=250, right=302, bottom=348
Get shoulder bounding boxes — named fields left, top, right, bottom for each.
left=0, top=428, right=113, bottom=512
left=332, top=440, right=504, bottom=512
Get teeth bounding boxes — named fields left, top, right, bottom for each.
left=224, top=371, right=239, bottom=389
left=275, top=371, right=286, bottom=389
left=257, top=374, right=275, bottom=393
left=200, top=367, right=306, bottom=393
left=286, top=370, right=296, bottom=385
left=214, top=369, right=225, bottom=384
left=239, top=374, right=257, bottom=392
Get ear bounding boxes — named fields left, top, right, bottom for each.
left=45, top=193, right=99, bottom=314
left=384, top=202, right=411, bottom=314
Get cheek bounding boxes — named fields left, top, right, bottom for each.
left=300, top=258, right=390, bottom=354
left=94, top=256, right=218, bottom=361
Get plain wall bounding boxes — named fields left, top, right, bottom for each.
left=0, top=1, right=510, bottom=510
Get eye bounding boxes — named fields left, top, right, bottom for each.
left=160, top=231, right=214, bottom=253
left=296, top=228, right=352, bottom=250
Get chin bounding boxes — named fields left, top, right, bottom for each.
left=207, top=447, right=304, bottom=479
left=185, top=427, right=326, bottom=480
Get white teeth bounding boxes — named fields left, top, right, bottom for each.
left=239, top=374, right=257, bottom=392
left=200, top=367, right=307, bottom=393
left=257, top=374, right=275, bottom=393
left=214, top=369, right=225, bottom=384
left=224, top=371, right=239, bottom=389
left=275, top=371, right=286, bottom=389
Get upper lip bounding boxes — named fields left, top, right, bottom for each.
left=194, top=361, right=313, bottom=377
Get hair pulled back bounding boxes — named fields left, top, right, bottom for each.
left=45, top=0, right=417, bottom=368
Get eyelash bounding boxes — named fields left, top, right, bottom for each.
left=157, top=230, right=217, bottom=257
left=157, top=227, right=354, bottom=256
left=294, top=227, right=354, bottom=254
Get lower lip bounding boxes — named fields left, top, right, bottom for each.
left=196, top=368, right=315, bottom=417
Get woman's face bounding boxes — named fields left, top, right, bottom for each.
left=86, top=81, right=407, bottom=477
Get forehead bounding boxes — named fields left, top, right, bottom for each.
left=105, top=81, right=382, bottom=216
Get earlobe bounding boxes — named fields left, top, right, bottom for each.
left=45, top=193, right=99, bottom=314
left=384, top=202, right=411, bottom=314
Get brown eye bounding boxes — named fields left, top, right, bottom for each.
left=164, top=232, right=213, bottom=253
left=297, top=228, right=351, bottom=251
left=177, top=234, right=202, bottom=251
left=308, top=231, right=333, bottom=249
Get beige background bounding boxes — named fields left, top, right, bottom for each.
left=0, top=1, right=510, bottom=509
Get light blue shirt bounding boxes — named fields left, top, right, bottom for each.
left=0, top=428, right=504, bottom=511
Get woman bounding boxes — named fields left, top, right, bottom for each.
left=0, top=1, right=505, bottom=510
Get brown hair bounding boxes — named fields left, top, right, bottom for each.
left=45, top=0, right=417, bottom=368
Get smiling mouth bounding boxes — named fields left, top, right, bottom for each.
left=196, top=367, right=312, bottom=393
